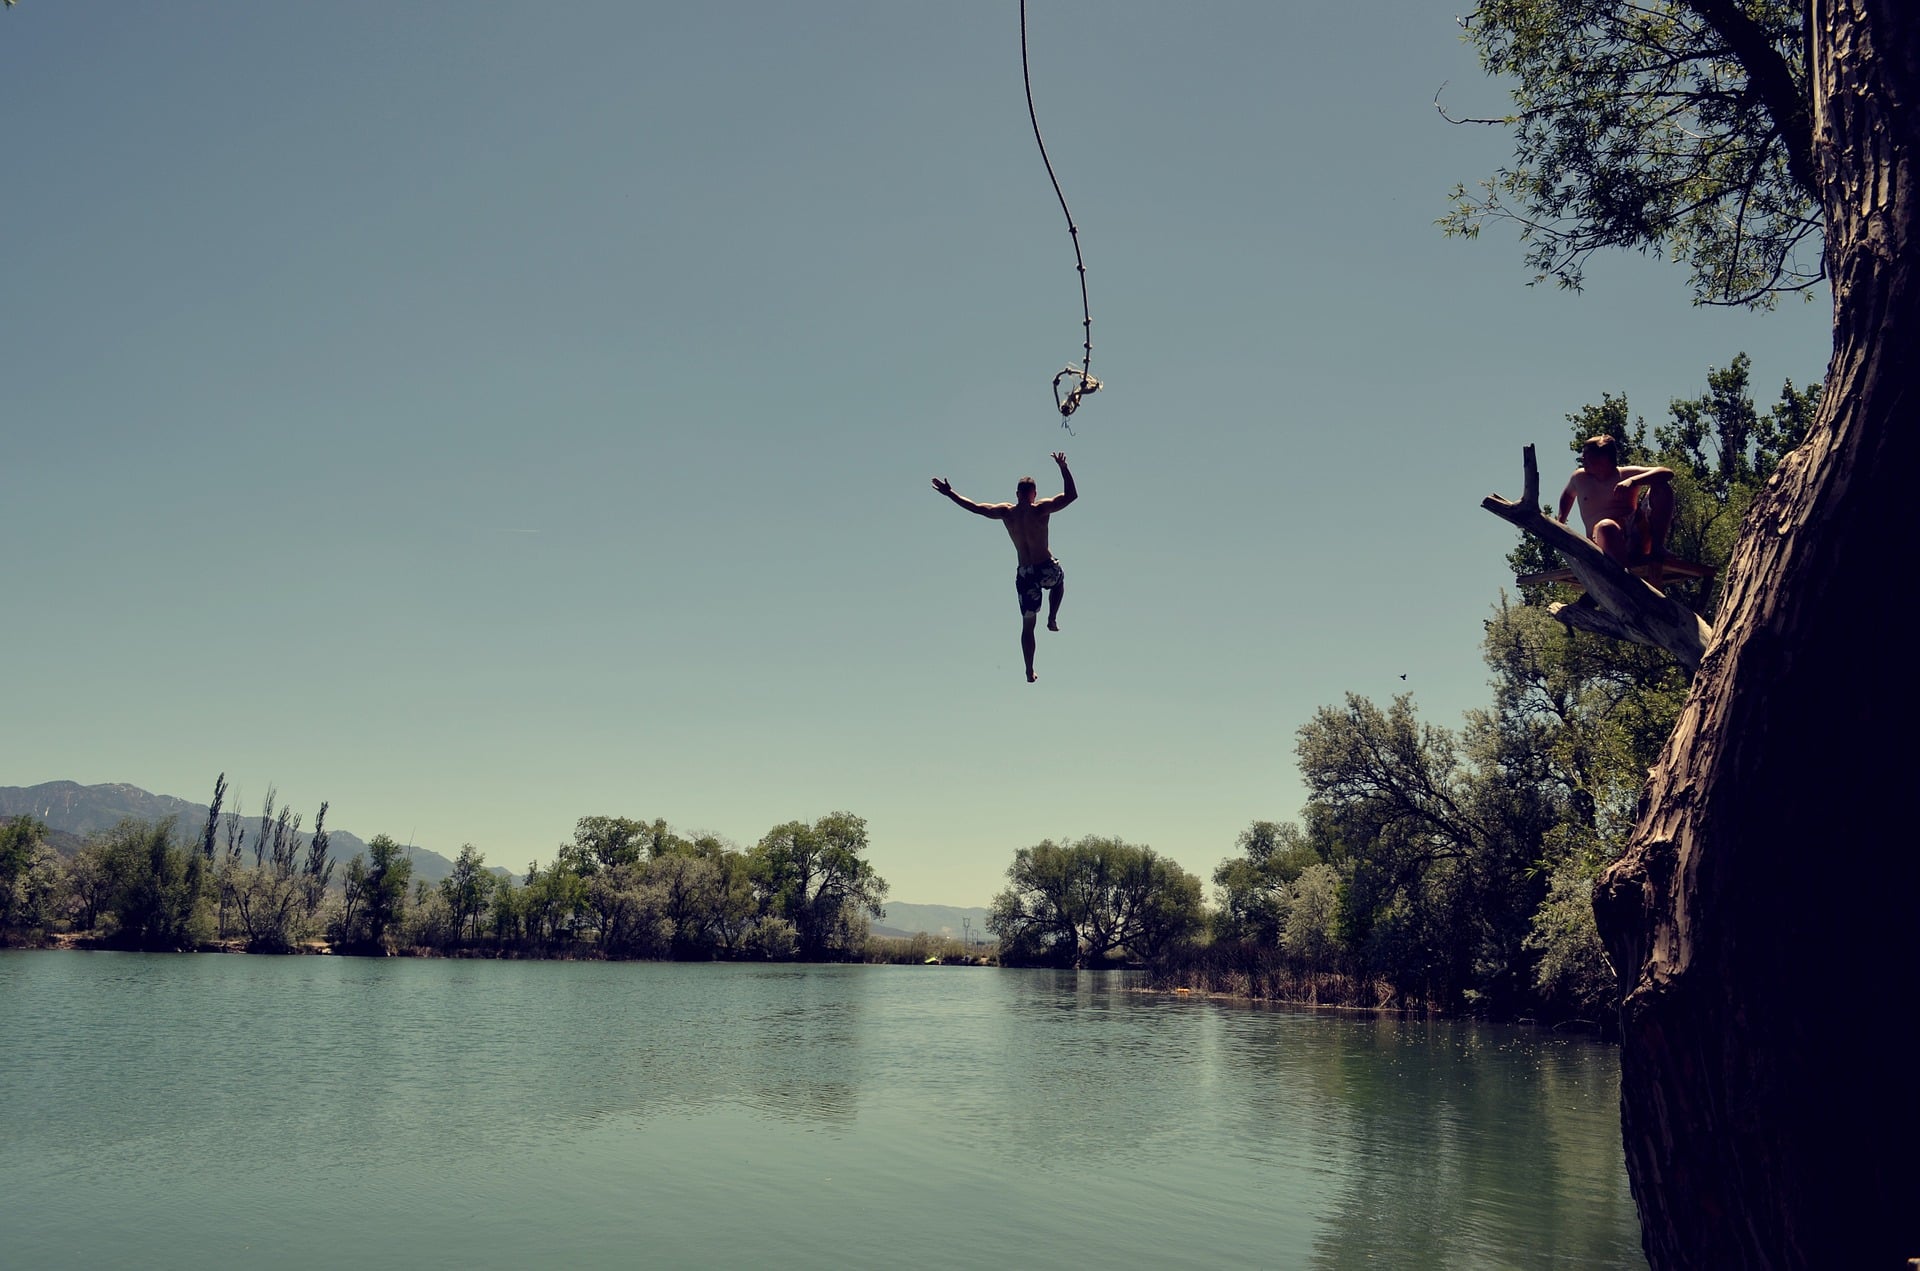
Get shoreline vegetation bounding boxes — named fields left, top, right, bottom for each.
left=25, top=928, right=995, bottom=967
left=0, top=361, right=1808, bottom=1033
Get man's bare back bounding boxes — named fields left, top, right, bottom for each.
left=999, top=497, right=1058, bottom=567
left=931, top=451, right=1077, bottom=681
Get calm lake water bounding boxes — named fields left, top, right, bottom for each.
left=0, top=953, right=1642, bottom=1268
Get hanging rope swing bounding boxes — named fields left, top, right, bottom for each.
left=1020, top=0, right=1101, bottom=431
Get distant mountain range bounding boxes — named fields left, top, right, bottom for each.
left=0, top=780, right=471, bottom=884
left=0, top=782, right=994, bottom=934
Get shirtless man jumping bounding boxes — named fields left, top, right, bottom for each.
left=931, top=452, right=1076, bottom=683
left=1558, top=434, right=1676, bottom=584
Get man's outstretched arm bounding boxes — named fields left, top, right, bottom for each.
left=931, top=476, right=1009, bottom=518
left=1040, top=451, right=1077, bottom=511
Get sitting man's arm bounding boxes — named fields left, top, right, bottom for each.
left=1614, top=465, right=1675, bottom=498
left=1557, top=473, right=1578, bottom=523
left=1039, top=451, right=1077, bottom=512
left=931, top=476, right=1009, bottom=518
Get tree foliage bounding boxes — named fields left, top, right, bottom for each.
left=16, top=792, right=871, bottom=968
left=1443, top=0, right=1819, bottom=306
left=439, top=843, right=495, bottom=944
left=1298, top=692, right=1554, bottom=1012
left=223, top=792, right=322, bottom=953
left=989, top=836, right=1204, bottom=968
left=750, top=812, right=889, bottom=961
left=95, top=818, right=208, bottom=950
left=1, top=816, right=63, bottom=942
left=1170, top=359, right=1818, bottom=1019
left=333, top=834, right=413, bottom=953
left=1210, top=820, right=1320, bottom=945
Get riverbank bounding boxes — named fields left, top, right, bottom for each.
left=20, top=929, right=995, bottom=966
left=1140, top=945, right=1614, bottom=1034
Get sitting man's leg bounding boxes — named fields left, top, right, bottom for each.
left=1620, top=488, right=1676, bottom=586
left=1591, top=518, right=1630, bottom=563
left=1643, top=483, right=1675, bottom=559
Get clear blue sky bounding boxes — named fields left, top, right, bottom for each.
left=1, top=2, right=1828, bottom=907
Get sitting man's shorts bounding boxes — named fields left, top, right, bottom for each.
left=1622, top=505, right=1656, bottom=563
left=1014, top=557, right=1065, bottom=616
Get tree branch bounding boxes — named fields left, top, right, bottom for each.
left=1680, top=0, right=1817, bottom=202
left=1483, top=445, right=1711, bottom=672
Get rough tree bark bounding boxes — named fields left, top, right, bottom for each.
left=1586, top=2, right=1920, bottom=1265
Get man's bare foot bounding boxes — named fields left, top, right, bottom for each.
left=1027, top=670, right=1038, bottom=683
left=1047, top=619, right=1059, bottom=632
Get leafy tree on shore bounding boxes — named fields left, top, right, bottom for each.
left=990, top=836, right=1203, bottom=968
left=302, top=802, right=334, bottom=922
left=708, top=849, right=759, bottom=955
left=200, top=773, right=226, bottom=864
left=487, top=876, right=527, bottom=947
left=750, top=812, right=887, bottom=960
left=1126, top=854, right=1206, bottom=961
left=988, top=840, right=1081, bottom=965
left=439, top=843, right=495, bottom=945
left=1210, top=820, right=1323, bottom=946
left=1297, top=693, right=1556, bottom=1013
left=1, top=816, right=63, bottom=942
left=520, top=855, right=588, bottom=948
left=98, top=818, right=208, bottom=950
left=332, top=834, right=412, bottom=952
left=1281, top=864, right=1342, bottom=966
left=20, top=796, right=887, bottom=966
left=198, top=786, right=335, bottom=953
left=569, top=816, right=651, bottom=872
left=64, top=840, right=113, bottom=933
left=229, top=798, right=307, bottom=953
left=586, top=861, right=670, bottom=957
left=651, top=850, right=721, bottom=959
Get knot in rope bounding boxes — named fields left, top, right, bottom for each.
left=1053, top=365, right=1102, bottom=424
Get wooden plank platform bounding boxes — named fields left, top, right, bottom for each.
left=1517, top=559, right=1715, bottom=588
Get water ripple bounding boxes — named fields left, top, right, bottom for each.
left=0, top=953, right=1640, bottom=1269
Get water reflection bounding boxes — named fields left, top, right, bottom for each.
left=1216, top=1015, right=1639, bottom=1268
left=0, top=953, right=1641, bottom=1269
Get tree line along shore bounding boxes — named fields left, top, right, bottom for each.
left=1, top=359, right=1809, bottom=1027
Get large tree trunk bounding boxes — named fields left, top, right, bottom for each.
left=1595, top=2, right=1920, bottom=1265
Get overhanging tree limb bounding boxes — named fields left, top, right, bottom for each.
left=1681, top=0, right=1817, bottom=200
left=1482, top=445, right=1711, bottom=671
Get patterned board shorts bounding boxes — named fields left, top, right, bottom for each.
left=1014, top=557, right=1065, bottom=615
left=1623, top=506, right=1653, bottom=562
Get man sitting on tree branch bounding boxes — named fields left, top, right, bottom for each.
left=1558, top=435, right=1675, bottom=585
